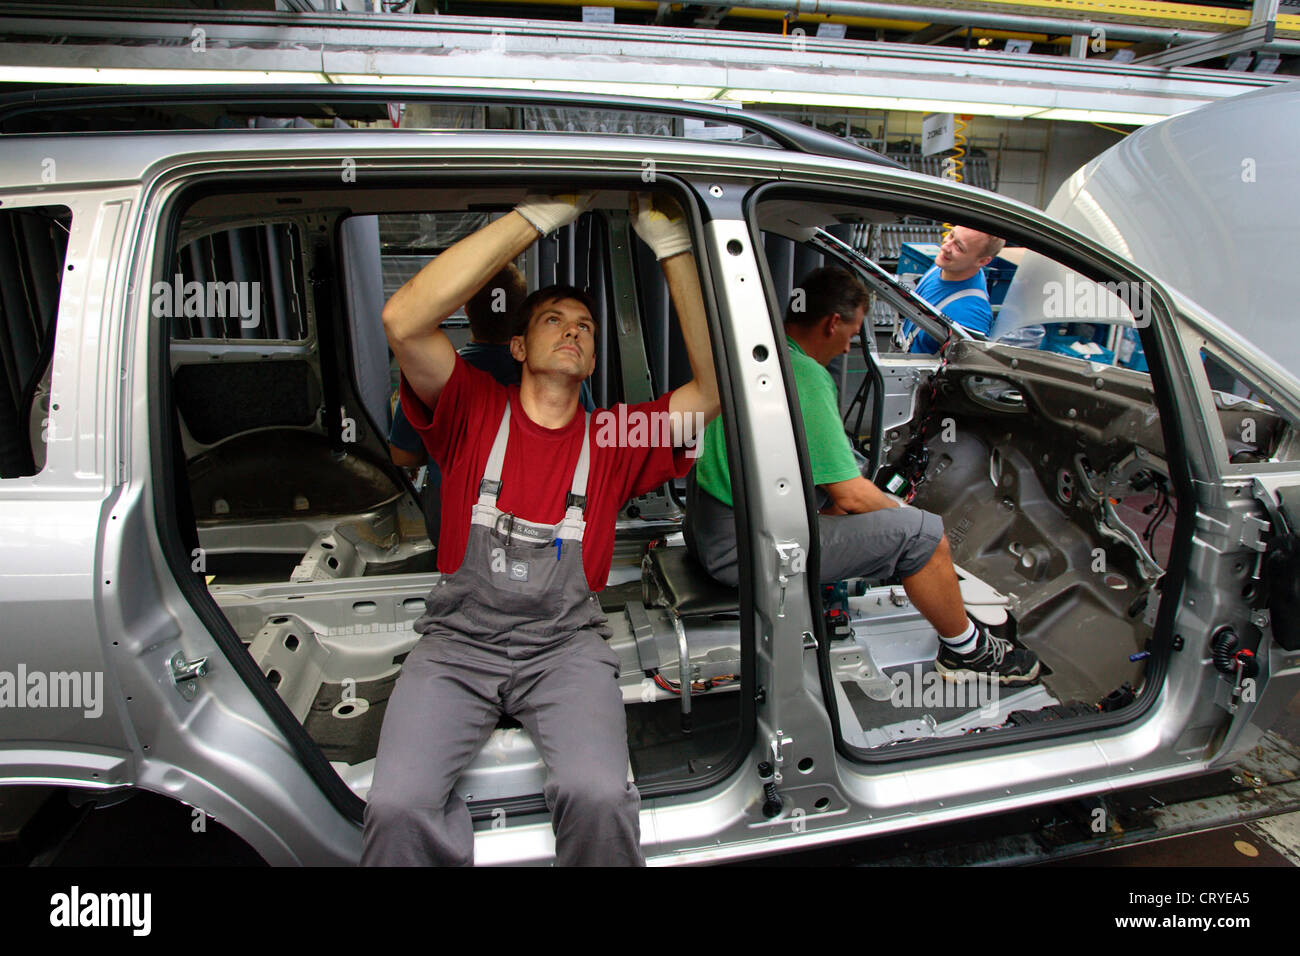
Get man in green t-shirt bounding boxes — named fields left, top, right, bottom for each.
left=685, top=267, right=1040, bottom=686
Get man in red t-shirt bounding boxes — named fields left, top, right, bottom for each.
left=360, top=193, right=719, bottom=866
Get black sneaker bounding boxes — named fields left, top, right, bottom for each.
left=935, top=626, right=1041, bottom=687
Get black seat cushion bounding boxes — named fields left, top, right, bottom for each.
left=647, top=546, right=739, bottom=617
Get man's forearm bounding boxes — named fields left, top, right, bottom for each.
left=660, top=252, right=720, bottom=418
left=827, top=475, right=900, bottom=514
left=382, top=211, right=539, bottom=347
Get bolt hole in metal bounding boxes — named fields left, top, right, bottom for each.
left=266, top=669, right=282, bottom=689
left=726, top=238, right=743, bottom=255
left=1104, top=573, right=1128, bottom=590
left=776, top=479, right=789, bottom=494
left=814, top=797, right=830, bottom=811
left=284, top=634, right=299, bottom=651
left=753, top=344, right=768, bottom=362
left=333, top=698, right=370, bottom=719
left=709, top=184, right=724, bottom=197
left=798, top=757, right=814, bottom=773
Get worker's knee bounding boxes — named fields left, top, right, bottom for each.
left=893, top=509, right=947, bottom=578
left=363, top=789, right=424, bottom=835
left=363, top=787, right=475, bottom=867
left=552, top=773, right=636, bottom=817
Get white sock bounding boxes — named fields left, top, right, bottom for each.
left=939, top=619, right=979, bottom=656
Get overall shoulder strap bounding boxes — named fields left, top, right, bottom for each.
left=935, top=287, right=989, bottom=311
left=565, top=411, right=593, bottom=513
left=477, top=400, right=511, bottom=505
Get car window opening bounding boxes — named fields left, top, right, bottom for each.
left=746, top=193, right=1182, bottom=755
left=159, top=184, right=745, bottom=810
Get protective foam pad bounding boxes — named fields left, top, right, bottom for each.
left=954, top=563, right=1010, bottom=626
left=303, top=673, right=398, bottom=766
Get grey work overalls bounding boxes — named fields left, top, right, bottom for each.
left=360, top=401, right=644, bottom=866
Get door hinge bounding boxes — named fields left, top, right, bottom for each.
left=773, top=540, right=806, bottom=619
left=169, top=653, right=209, bottom=701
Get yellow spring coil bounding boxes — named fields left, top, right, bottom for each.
left=942, top=114, right=970, bottom=233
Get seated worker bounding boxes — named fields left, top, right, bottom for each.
left=386, top=263, right=594, bottom=543
left=899, top=225, right=1005, bottom=353
left=685, top=266, right=1039, bottom=687
left=362, top=192, right=719, bottom=867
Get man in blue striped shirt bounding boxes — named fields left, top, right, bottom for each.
left=902, top=226, right=1004, bottom=353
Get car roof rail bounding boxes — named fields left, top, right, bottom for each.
left=0, top=83, right=905, bottom=168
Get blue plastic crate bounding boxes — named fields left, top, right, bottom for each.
left=896, top=242, right=941, bottom=279
left=1041, top=324, right=1116, bottom=364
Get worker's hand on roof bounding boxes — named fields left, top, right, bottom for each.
left=630, top=192, right=692, bottom=261
left=514, top=192, right=595, bottom=237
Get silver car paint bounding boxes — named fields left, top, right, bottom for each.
left=0, top=127, right=1291, bottom=864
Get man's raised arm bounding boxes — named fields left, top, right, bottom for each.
left=629, top=193, right=720, bottom=447
left=383, top=195, right=590, bottom=407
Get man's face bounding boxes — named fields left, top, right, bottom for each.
left=511, top=297, right=597, bottom=380
left=935, top=226, right=992, bottom=275
left=830, top=305, right=866, bottom=358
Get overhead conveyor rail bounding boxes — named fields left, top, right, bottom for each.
left=1, top=1, right=1297, bottom=48
left=0, top=6, right=1288, bottom=125
left=0, top=85, right=905, bottom=168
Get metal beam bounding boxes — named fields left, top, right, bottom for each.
left=1252, top=0, right=1282, bottom=28
left=0, top=9, right=1288, bottom=124
left=689, top=3, right=732, bottom=28
left=0, top=2, right=1297, bottom=50
left=670, top=0, right=1300, bottom=47
left=1135, top=22, right=1276, bottom=67
left=903, top=24, right=966, bottom=45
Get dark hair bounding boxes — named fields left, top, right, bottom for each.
left=465, top=263, right=527, bottom=344
left=512, top=283, right=601, bottom=343
left=785, top=267, right=870, bottom=328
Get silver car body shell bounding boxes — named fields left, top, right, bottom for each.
left=0, top=127, right=1293, bottom=864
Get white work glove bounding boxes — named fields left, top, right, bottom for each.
left=514, top=192, right=594, bottom=237
left=630, top=192, right=692, bottom=260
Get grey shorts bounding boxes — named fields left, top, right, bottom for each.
left=684, top=479, right=945, bottom=588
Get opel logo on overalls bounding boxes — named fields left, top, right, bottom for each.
left=509, top=561, right=529, bottom=582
